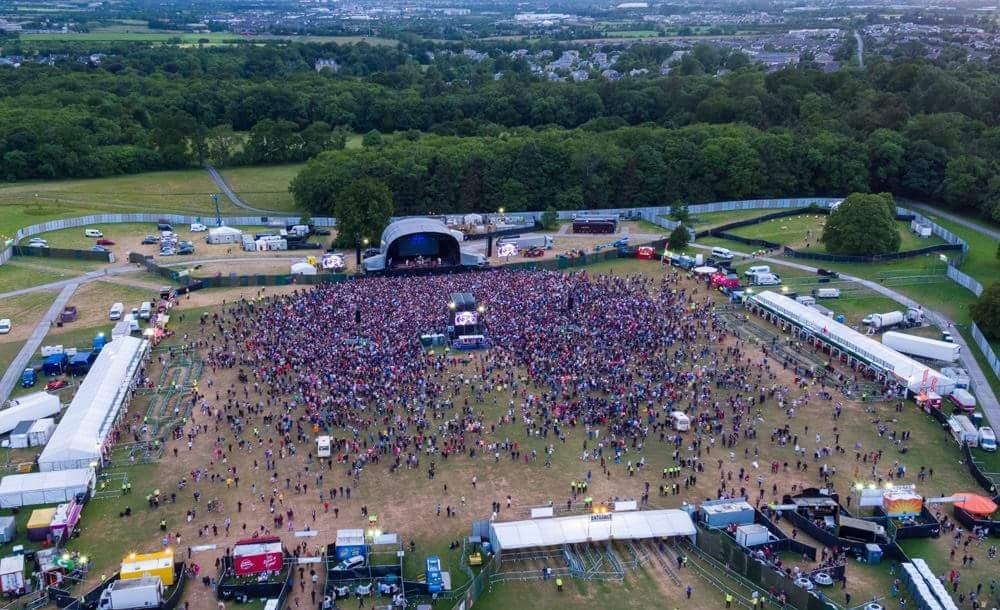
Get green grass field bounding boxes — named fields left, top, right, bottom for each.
left=20, top=29, right=396, bottom=46
left=218, top=165, right=304, bottom=212
left=601, top=30, right=659, bottom=38
left=0, top=261, right=86, bottom=294
left=726, top=216, right=946, bottom=253
left=0, top=170, right=234, bottom=237
left=685, top=208, right=785, bottom=229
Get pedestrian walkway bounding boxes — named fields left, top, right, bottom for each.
left=691, top=243, right=1000, bottom=429
left=0, top=281, right=82, bottom=403
left=907, top=203, right=1000, bottom=241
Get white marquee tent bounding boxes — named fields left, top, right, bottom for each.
left=751, top=291, right=954, bottom=394
left=0, top=468, right=95, bottom=508
left=0, top=392, right=61, bottom=436
left=38, top=336, right=148, bottom=472
left=290, top=262, right=317, bottom=276
left=489, top=509, right=696, bottom=553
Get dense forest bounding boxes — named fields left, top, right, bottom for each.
left=1, top=42, right=1000, bottom=217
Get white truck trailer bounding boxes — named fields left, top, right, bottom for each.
left=497, top=234, right=553, bottom=250
left=882, top=331, right=961, bottom=363
left=97, top=577, right=164, bottom=610
left=870, top=311, right=904, bottom=331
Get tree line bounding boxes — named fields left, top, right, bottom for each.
left=291, top=126, right=870, bottom=216
left=1, top=42, right=1000, bottom=218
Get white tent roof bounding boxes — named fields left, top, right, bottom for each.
left=208, top=226, right=242, bottom=235
left=490, top=509, right=695, bottom=551
left=290, top=262, right=317, bottom=275
left=0, top=392, right=61, bottom=435
left=38, top=336, right=147, bottom=472
left=752, top=291, right=953, bottom=393
left=0, top=468, right=94, bottom=508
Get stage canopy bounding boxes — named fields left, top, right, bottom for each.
left=489, top=509, right=695, bottom=552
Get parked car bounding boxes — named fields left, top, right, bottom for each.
left=84, top=228, right=103, bottom=238
left=27, top=240, right=49, bottom=249
left=141, top=235, right=160, bottom=245
left=157, top=223, right=173, bottom=232
left=96, top=238, right=115, bottom=246
left=190, top=223, right=207, bottom=232
left=46, top=379, right=68, bottom=391
left=28, top=237, right=48, bottom=246
left=523, top=246, right=545, bottom=258
left=159, top=248, right=175, bottom=256
left=0, top=318, right=10, bottom=334
left=91, top=245, right=110, bottom=253
left=178, top=245, right=194, bottom=255
left=60, top=306, right=77, bottom=323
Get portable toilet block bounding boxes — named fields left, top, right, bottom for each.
left=8, top=421, right=33, bottom=449
left=735, top=524, right=771, bottom=548
left=864, top=544, right=883, bottom=565
left=700, top=498, right=755, bottom=528
left=27, top=419, right=55, bottom=447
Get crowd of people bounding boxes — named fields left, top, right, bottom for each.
left=124, top=267, right=994, bottom=609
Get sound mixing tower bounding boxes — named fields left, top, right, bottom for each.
left=447, top=292, right=487, bottom=349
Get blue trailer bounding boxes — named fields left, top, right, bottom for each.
left=426, top=556, right=443, bottom=594
left=21, top=368, right=36, bottom=388
left=42, top=354, right=67, bottom=376
left=92, top=333, right=107, bottom=352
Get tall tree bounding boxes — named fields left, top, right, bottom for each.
left=821, top=192, right=901, bottom=256
left=334, top=178, right=394, bottom=247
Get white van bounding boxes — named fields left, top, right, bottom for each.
left=316, top=435, right=332, bottom=458
left=84, top=228, right=103, bottom=238
left=335, top=555, right=365, bottom=571
left=711, top=247, right=734, bottom=260
left=979, top=427, right=997, bottom=452
left=752, top=272, right=782, bottom=286
left=0, top=319, right=10, bottom=334
left=670, top=411, right=690, bottom=432
left=138, top=302, right=152, bottom=320
left=744, top=265, right=770, bottom=278
left=127, top=314, right=140, bottom=334
left=189, top=223, right=207, bottom=232
left=109, top=302, right=124, bottom=321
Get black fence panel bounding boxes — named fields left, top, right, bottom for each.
left=963, top=444, right=1000, bottom=497
left=953, top=506, right=1000, bottom=536
left=14, top=246, right=112, bottom=263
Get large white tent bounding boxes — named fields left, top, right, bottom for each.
left=38, top=336, right=148, bottom=472
left=0, top=468, right=95, bottom=508
left=0, top=392, right=61, bottom=436
left=489, top=509, right=695, bottom=552
left=206, top=226, right=242, bottom=244
left=751, top=291, right=954, bottom=394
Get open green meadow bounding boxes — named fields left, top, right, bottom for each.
left=725, top=215, right=946, bottom=253
left=0, top=170, right=238, bottom=236
left=218, top=165, right=304, bottom=213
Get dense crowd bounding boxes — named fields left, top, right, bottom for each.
left=131, top=268, right=992, bottom=609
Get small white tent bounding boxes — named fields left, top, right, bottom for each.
left=206, top=226, right=242, bottom=245
left=0, top=469, right=95, bottom=508
left=290, top=262, right=317, bottom=276
left=0, top=393, right=61, bottom=436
